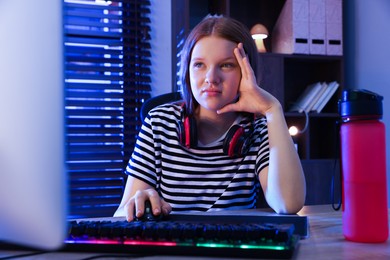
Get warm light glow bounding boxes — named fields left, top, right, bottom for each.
left=252, top=34, right=268, bottom=40
left=289, top=126, right=299, bottom=136
left=250, top=24, right=269, bottom=53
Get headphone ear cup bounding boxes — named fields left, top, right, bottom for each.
left=177, top=120, right=185, bottom=146
left=182, top=115, right=197, bottom=148
left=189, top=116, right=198, bottom=148
left=223, top=125, right=248, bottom=157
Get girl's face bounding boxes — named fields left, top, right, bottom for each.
left=189, top=36, right=241, bottom=114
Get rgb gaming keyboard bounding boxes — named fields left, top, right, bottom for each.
left=64, top=213, right=308, bottom=259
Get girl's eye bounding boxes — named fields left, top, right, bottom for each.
left=192, top=62, right=204, bottom=69
left=221, top=63, right=235, bottom=69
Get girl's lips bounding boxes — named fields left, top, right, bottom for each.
left=202, top=88, right=222, bottom=96
left=201, top=87, right=221, bottom=93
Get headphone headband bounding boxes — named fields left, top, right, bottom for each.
left=177, top=105, right=253, bottom=157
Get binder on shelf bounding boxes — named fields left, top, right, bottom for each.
left=306, top=82, right=328, bottom=111
left=313, top=81, right=340, bottom=112
left=325, top=0, right=343, bottom=55
left=272, top=0, right=310, bottom=55
left=272, top=0, right=343, bottom=56
left=289, top=82, right=324, bottom=113
left=309, top=0, right=326, bottom=55
left=289, top=81, right=340, bottom=113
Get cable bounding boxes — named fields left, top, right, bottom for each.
left=299, top=110, right=309, bottom=134
left=288, top=110, right=309, bottom=136
left=331, top=119, right=342, bottom=211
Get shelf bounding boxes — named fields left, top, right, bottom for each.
left=285, top=112, right=339, bottom=118
left=286, top=114, right=340, bottom=160
left=259, top=53, right=343, bottom=113
left=301, top=159, right=341, bottom=205
left=261, top=52, right=343, bottom=60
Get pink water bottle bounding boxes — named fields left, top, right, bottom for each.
left=339, top=89, right=388, bottom=243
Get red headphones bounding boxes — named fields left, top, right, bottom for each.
left=177, top=105, right=253, bottom=157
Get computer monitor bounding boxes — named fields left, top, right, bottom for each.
left=0, top=0, right=67, bottom=250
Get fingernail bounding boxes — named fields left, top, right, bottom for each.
left=162, top=207, right=170, bottom=215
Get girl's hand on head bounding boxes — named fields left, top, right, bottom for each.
left=217, top=43, right=279, bottom=117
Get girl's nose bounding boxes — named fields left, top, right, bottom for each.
left=205, top=67, right=220, bottom=84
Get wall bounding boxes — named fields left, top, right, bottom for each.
left=149, top=0, right=172, bottom=97
left=344, top=0, right=390, bottom=205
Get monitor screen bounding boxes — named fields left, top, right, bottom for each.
left=0, top=0, right=67, bottom=250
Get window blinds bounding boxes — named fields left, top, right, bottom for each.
left=64, top=0, right=151, bottom=218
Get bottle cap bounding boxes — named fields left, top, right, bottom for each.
left=338, top=89, right=383, bottom=118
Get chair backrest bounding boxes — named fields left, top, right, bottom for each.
left=140, top=92, right=183, bottom=122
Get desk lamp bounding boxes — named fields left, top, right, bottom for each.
left=250, top=24, right=268, bottom=53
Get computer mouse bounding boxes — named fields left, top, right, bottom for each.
left=134, top=200, right=163, bottom=221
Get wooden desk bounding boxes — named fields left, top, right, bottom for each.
left=296, top=205, right=390, bottom=259
left=1, top=205, right=389, bottom=259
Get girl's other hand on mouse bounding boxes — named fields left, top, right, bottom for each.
left=123, top=188, right=172, bottom=222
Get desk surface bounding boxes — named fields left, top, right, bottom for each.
left=297, top=205, right=390, bottom=259
left=1, top=205, right=389, bottom=259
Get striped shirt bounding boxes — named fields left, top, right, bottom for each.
left=126, top=103, right=269, bottom=212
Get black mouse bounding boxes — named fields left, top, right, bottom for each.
left=134, top=200, right=163, bottom=221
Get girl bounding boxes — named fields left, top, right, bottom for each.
left=114, top=15, right=306, bottom=221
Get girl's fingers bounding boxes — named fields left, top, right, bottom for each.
left=234, top=44, right=247, bottom=78
left=234, top=43, right=255, bottom=81
left=124, top=199, right=136, bottom=222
